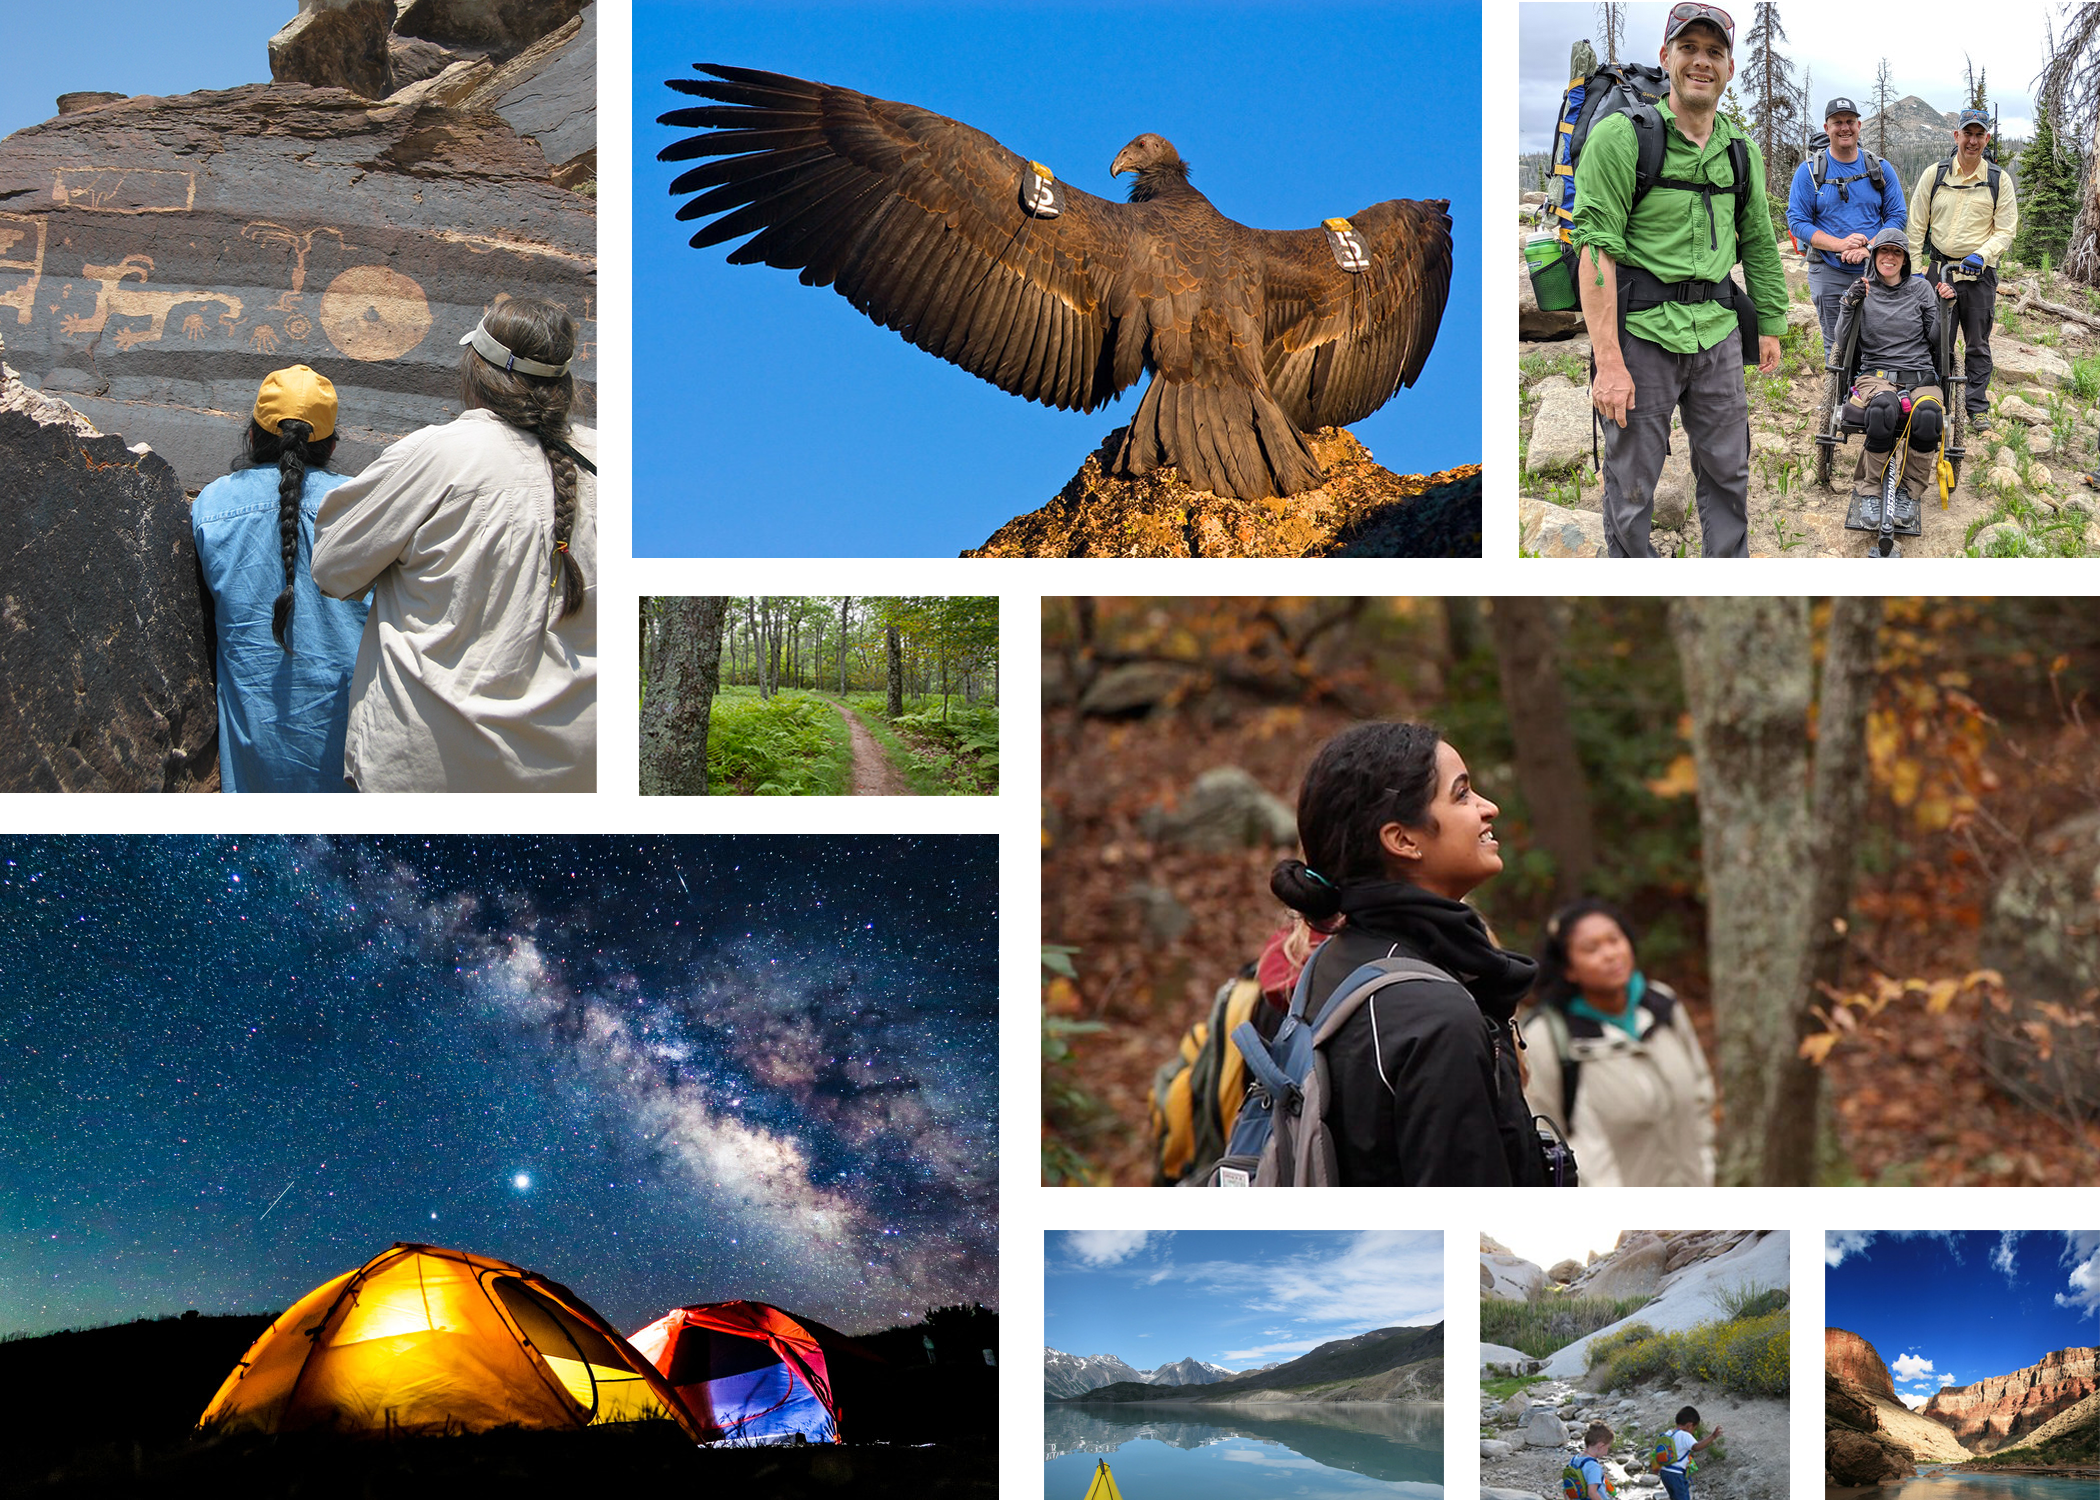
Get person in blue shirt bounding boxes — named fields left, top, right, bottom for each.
left=191, top=365, right=370, bottom=792
left=1788, top=97, right=1907, bottom=352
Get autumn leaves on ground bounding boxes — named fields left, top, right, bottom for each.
left=640, top=597, right=998, bottom=796
left=1040, top=597, right=2100, bottom=1187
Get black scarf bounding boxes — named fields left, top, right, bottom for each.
left=1337, top=882, right=1538, bottom=1023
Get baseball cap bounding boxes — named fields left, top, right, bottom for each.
left=1958, top=108, right=1991, bottom=130
left=1824, top=98, right=1860, bottom=119
left=253, top=365, right=336, bottom=440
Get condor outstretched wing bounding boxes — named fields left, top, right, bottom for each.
left=660, top=64, right=1142, bottom=413
left=1255, top=199, right=1453, bottom=432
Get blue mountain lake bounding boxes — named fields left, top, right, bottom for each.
left=1045, top=1400, right=1443, bottom=1499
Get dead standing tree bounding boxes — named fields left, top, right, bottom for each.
left=2035, top=5, right=2100, bottom=281
left=1744, top=4, right=1800, bottom=190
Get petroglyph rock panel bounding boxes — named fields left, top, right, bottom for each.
left=0, top=81, right=595, bottom=490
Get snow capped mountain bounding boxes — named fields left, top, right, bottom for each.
left=1045, top=1348, right=1242, bottom=1397
left=1139, top=1357, right=1238, bottom=1386
left=1044, top=1348, right=1146, bottom=1398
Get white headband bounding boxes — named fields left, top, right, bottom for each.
left=460, top=319, right=570, bottom=378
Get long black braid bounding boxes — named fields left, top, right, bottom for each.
left=458, top=297, right=585, bottom=620
left=232, top=417, right=337, bottom=653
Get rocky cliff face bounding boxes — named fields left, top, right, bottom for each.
left=1922, top=1346, right=2100, bottom=1452
left=965, top=429, right=1480, bottom=558
left=0, top=6, right=594, bottom=492
left=1827, top=1327, right=1899, bottom=1400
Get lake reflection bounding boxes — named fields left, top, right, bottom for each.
left=1044, top=1400, right=1442, bottom=1498
left=1853, top=1476, right=2100, bottom=1499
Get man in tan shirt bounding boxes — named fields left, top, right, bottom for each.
left=1905, top=108, right=2019, bottom=428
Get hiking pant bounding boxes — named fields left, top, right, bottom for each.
left=1948, top=266, right=1997, bottom=415
left=1809, top=258, right=1866, bottom=353
left=1660, top=1470, right=1691, bottom=1500
left=1848, top=378, right=1944, bottom=502
left=1599, top=331, right=1751, bottom=558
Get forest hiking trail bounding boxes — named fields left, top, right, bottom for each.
left=832, top=699, right=909, bottom=796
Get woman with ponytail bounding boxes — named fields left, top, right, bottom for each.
left=1269, top=721, right=1550, bottom=1185
left=191, top=365, right=369, bottom=792
left=312, top=296, right=595, bottom=791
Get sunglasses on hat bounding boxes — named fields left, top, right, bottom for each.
left=1665, top=2, right=1736, bottom=43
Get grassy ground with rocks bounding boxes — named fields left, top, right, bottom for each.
left=1516, top=205, right=2100, bottom=557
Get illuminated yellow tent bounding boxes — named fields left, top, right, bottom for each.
left=198, top=1243, right=700, bottom=1439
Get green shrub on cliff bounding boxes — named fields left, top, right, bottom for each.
left=1586, top=1307, right=1790, bottom=1398
left=1480, top=1295, right=1655, bottom=1358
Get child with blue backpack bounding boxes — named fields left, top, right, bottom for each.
left=1563, top=1423, right=1617, bottom=1500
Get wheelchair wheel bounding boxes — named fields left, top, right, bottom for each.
left=1815, top=370, right=1842, bottom=489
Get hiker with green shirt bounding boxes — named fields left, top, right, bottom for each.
left=1571, top=3, right=1788, bottom=557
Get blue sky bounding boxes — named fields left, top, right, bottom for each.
left=1044, top=1230, right=1443, bottom=1373
left=1, top=3, right=295, bottom=141
left=1826, top=1231, right=2100, bottom=1409
left=632, top=0, right=1483, bottom=557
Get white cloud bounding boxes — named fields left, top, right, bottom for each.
left=1828, top=1231, right=1876, bottom=1266
left=1170, top=1230, right=1442, bottom=1332
left=1221, top=1339, right=1320, bottom=1362
left=1897, top=1393, right=1930, bottom=1410
left=1065, top=1230, right=1154, bottom=1267
left=1939, top=1374, right=1956, bottom=1387
left=1993, top=1231, right=2025, bottom=1281
left=1893, top=1353, right=1937, bottom=1382
left=2055, top=1232, right=2100, bottom=1317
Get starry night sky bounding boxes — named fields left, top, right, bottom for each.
left=0, top=836, right=997, bottom=1340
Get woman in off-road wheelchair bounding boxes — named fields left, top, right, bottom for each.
left=1813, top=225, right=1964, bottom=556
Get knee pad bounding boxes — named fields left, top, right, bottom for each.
left=1863, top=391, right=1904, bottom=449
left=1909, top=399, right=1943, bottom=448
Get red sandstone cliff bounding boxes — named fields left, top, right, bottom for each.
left=1827, top=1328, right=1899, bottom=1400
left=1922, top=1347, right=2100, bottom=1453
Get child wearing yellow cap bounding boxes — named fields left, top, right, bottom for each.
left=190, top=365, right=371, bottom=792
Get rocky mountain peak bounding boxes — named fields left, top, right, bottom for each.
left=1826, top=1327, right=1899, bottom=1400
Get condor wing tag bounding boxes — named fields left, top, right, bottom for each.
left=1021, top=160, right=1064, bottom=218
left=1324, top=217, right=1371, bottom=273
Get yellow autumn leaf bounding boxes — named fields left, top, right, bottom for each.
left=1044, top=976, right=1080, bottom=1012
left=1915, top=793, right=1953, bottom=831
left=1925, top=978, right=1960, bottom=1013
left=1799, top=1032, right=1840, bottom=1065
left=1647, top=754, right=1699, bottom=798
left=1888, top=757, right=1921, bottom=807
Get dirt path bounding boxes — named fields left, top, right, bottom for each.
left=830, top=700, right=910, bottom=796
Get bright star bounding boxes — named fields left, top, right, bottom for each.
left=513, top=1173, right=531, bottom=1191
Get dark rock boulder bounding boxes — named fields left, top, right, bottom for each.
left=269, top=0, right=396, bottom=99
left=1826, top=1425, right=1916, bottom=1487
left=964, top=428, right=1480, bottom=557
left=0, top=81, right=596, bottom=493
left=460, top=5, right=596, bottom=187
left=0, top=372, right=214, bottom=791
left=1979, top=810, right=2100, bottom=1112
left=396, top=0, right=589, bottom=60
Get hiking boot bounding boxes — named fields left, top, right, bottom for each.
left=1969, top=410, right=1992, bottom=431
left=1857, top=488, right=1882, bottom=529
left=1891, top=486, right=1920, bottom=530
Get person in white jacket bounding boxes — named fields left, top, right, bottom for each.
left=1520, top=899, right=1716, bottom=1186
left=312, top=297, right=595, bottom=791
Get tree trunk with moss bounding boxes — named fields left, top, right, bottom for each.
left=639, top=596, right=728, bottom=796
left=1669, top=596, right=1816, bottom=1184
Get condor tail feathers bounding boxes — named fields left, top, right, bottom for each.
left=1111, top=376, right=1324, bottom=499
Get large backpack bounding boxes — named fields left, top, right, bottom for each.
left=1147, top=965, right=1275, bottom=1185
left=1810, top=146, right=1887, bottom=198
left=1197, top=952, right=1457, bottom=1187
left=1920, top=157, right=2004, bottom=265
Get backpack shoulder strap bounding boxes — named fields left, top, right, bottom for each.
left=1811, top=147, right=1827, bottom=188
left=1627, top=106, right=1667, bottom=208
left=1537, top=1004, right=1581, bottom=1124
left=1987, top=163, right=2001, bottom=204
left=1864, top=149, right=1885, bottom=190
left=1307, top=957, right=1458, bottom=1048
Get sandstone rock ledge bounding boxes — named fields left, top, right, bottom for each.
left=963, top=428, right=1480, bottom=557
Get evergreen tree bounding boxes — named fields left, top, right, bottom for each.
left=2014, top=105, right=2081, bottom=267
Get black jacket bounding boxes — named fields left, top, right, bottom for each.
left=1302, top=925, right=1547, bottom=1186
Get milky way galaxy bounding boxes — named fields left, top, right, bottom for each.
left=0, top=836, right=997, bottom=1338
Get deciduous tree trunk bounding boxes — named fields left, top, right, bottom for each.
left=1764, top=595, right=1884, bottom=1182
left=1668, top=596, right=1816, bottom=1185
left=1489, top=597, right=1596, bottom=902
left=639, top=596, right=728, bottom=796
left=839, top=596, right=850, bottom=694
left=886, top=624, right=903, bottom=716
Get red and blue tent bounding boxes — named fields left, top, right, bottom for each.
left=629, top=1300, right=874, bottom=1445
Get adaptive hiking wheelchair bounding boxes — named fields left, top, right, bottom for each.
left=1812, top=279, right=1968, bottom=557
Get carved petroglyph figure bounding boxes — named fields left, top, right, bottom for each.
left=242, top=222, right=349, bottom=315
left=251, top=325, right=279, bottom=353
left=320, top=265, right=431, bottom=361
left=181, top=312, right=204, bottom=339
left=51, top=167, right=195, bottom=214
left=0, top=213, right=46, bottom=326
left=59, top=255, right=243, bottom=351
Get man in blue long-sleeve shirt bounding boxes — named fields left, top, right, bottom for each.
left=1788, top=98, right=1907, bottom=351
